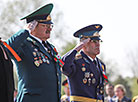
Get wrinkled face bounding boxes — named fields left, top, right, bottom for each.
left=33, top=23, right=53, bottom=41
left=114, top=87, right=124, bottom=98
left=83, top=40, right=101, bottom=57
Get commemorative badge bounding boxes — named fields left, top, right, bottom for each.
left=92, top=78, right=96, bottom=84
left=34, top=60, right=40, bottom=67
left=82, top=67, right=86, bottom=71
left=85, top=72, right=90, bottom=78
left=83, top=78, right=87, bottom=84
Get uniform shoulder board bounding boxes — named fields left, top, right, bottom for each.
left=75, top=54, right=82, bottom=60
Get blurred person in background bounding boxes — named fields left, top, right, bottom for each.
left=114, top=84, right=131, bottom=102
left=61, top=79, right=70, bottom=102
left=105, top=83, right=116, bottom=102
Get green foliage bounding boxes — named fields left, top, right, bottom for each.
left=61, top=40, right=77, bottom=55
left=130, top=78, right=138, bottom=97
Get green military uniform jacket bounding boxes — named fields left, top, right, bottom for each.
left=6, top=29, right=61, bottom=102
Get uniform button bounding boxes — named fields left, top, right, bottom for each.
left=97, top=85, right=99, bottom=88
left=97, top=93, right=99, bottom=95
left=57, top=73, right=59, bottom=76
left=58, top=81, right=60, bottom=85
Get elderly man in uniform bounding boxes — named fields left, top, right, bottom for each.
left=6, top=3, right=63, bottom=102
left=62, top=24, right=107, bottom=102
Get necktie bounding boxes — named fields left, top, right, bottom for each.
left=93, top=59, right=97, bottom=66
left=42, top=41, right=50, bottom=51
left=42, top=41, right=52, bottom=56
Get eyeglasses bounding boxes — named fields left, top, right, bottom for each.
left=90, top=40, right=102, bottom=43
left=39, top=23, right=53, bottom=29
left=46, top=24, right=53, bottom=29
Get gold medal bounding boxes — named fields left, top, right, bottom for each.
left=83, top=78, right=87, bottom=84
left=82, top=67, right=86, bottom=71
left=34, top=60, right=40, bottom=67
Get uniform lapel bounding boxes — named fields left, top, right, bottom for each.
left=27, top=36, right=52, bottom=60
left=81, top=51, right=99, bottom=75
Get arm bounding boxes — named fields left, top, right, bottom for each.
left=62, top=38, right=90, bottom=76
left=62, top=49, right=78, bottom=76
left=6, top=20, right=38, bottom=60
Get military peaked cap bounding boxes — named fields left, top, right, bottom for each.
left=20, top=3, right=53, bottom=24
left=73, top=24, right=103, bottom=40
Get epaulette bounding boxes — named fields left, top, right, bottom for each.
left=75, top=54, right=82, bottom=60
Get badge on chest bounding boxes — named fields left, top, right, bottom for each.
left=33, top=48, right=50, bottom=67
left=81, top=63, right=96, bottom=86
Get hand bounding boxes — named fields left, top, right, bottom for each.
left=24, top=20, right=38, bottom=33
left=74, top=38, right=90, bottom=52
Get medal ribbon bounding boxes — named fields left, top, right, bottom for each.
left=0, top=40, right=21, bottom=62
left=53, top=47, right=64, bottom=67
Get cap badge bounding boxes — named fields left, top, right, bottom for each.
left=95, top=25, right=100, bottom=29
left=38, top=15, right=51, bottom=22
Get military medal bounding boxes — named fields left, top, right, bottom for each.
left=81, top=64, right=86, bottom=71
left=92, top=78, right=96, bottom=84
left=42, top=58, right=46, bottom=62
left=82, top=67, right=86, bottom=71
left=39, top=59, right=43, bottom=64
left=91, top=73, right=93, bottom=77
left=83, top=78, right=87, bottom=84
left=34, top=57, right=37, bottom=60
left=46, top=60, right=50, bottom=64
left=34, top=60, right=40, bottom=67
left=33, top=52, right=37, bottom=56
left=88, top=78, right=91, bottom=86
left=100, top=90, right=104, bottom=94
left=34, top=48, right=38, bottom=51
left=85, top=72, right=90, bottom=78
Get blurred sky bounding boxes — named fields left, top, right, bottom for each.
left=1, top=0, right=138, bottom=78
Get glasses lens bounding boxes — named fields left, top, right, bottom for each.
left=91, top=40, right=102, bottom=43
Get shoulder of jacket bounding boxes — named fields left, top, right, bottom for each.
left=75, top=53, right=82, bottom=60
left=98, top=58, right=106, bottom=70
left=98, top=59, right=105, bottom=65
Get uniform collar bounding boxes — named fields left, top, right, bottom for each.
left=30, top=34, right=42, bottom=43
left=87, top=55, right=97, bottom=62
left=30, top=34, right=48, bottom=44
